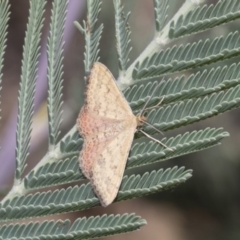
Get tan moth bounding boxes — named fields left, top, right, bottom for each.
left=77, top=62, right=171, bottom=207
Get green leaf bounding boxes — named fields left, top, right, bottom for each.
left=169, top=0, right=240, bottom=39
left=113, top=0, right=132, bottom=72
left=126, top=63, right=240, bottom=111
left=15, top=0, right=46, bottom=179
left=118, top=167, right=192, bottom=202
left=24, top=127, right=226, bottom=190
left=128, top=127, right=228, bottom=168
left=154, top=0, right=168, bottom=32
left=47, top=0, right=67, bottom=147
left=0, top=167, right=191, bottom=221
left=144, top=85, right=240, bottom=133
left=75, top=0, right=103, bottom=72
left=133, top=31, right=240, bottom=80
left=24, top=156, right=82, bottom=189
left=60, top=129, right=83, bottom=153
left=0, top=214, right=146, bottom=240
left=0, top=0, right=10, bottom=106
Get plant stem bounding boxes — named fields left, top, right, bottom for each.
left=117, top=0, right=205, bottom=90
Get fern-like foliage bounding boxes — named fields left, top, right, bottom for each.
left=0, top=0, right=9, bottom=134
left=144, top=85, right=240, bottom=133
left=74, top=0, right=103, bottom=72
left=154, top=0, right=168, bottom=32
left=23, top=127, right=225, bottom=190
left=126, top=62, right=240, bottom=110
left=169, top=0, right=240, bottom=39
left=118, top=167, right=191, bottom=202
left=24, top=156, right=80, bottom=189
left=0, top=0, right=9, bottom=111
left=128, top=127, right=228, bottom=168
left=47, top=0, right=67, bottom=148
left=113, top=0, right=132, bottom=72
left=133, top=31, right=240, bottom=80
left=0, top=167, right=191, bottom=222
left=60, top=129, right=83, bottom=154
left=15, top=0, right=46, bottom=179
left=0, top=214, right=146, bottom=240
left=3, top=0, right=240, bottom=239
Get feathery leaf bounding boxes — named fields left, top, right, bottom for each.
left=60, top=129, right=83, bottom=154
left=128, top=127, right=228, bottom=168
left=113, top=0, right=132, bottom=72
left=0, top=214, right=146, bottom=240
left=154, top=0, right=168, bottom=32
left=24, top=128, right=226, bottom=190
left=0, top=0, right=10, bottom=131
left=24, top=156, right=82, bottom=189
left=169, top=0, right=240, bottom=39
left=15, top=0, right=46, bottom=179
left=0, top=0, right=9, bottom=80
left=144, top=85, right=240, bottom=133
left=133, top=31, right=240, bottom=80
left=126, top=63, right=240, bottom=111
left=47, top=0, right=67, bottom=148
left=75, top=0, right=102, bottom=72
left=0, top=167, right=191, bottom=221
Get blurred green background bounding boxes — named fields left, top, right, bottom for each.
left=1, top=0, right=240, bottom=239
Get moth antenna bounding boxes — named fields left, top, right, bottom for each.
left=139, top=129, right=173, bottom=151
left=140, top=119, right=164, bottom=136
left=142, top=96, right=165, bottom=113
left=137, top=81, right=163, bottom=117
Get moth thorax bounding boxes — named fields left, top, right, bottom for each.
left=136, top=115, right=147, bottom=126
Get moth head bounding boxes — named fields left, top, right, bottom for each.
left=136, top=115, right=147, bottom=127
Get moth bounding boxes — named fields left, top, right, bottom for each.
left=77, top=62, right=171, bottom=207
